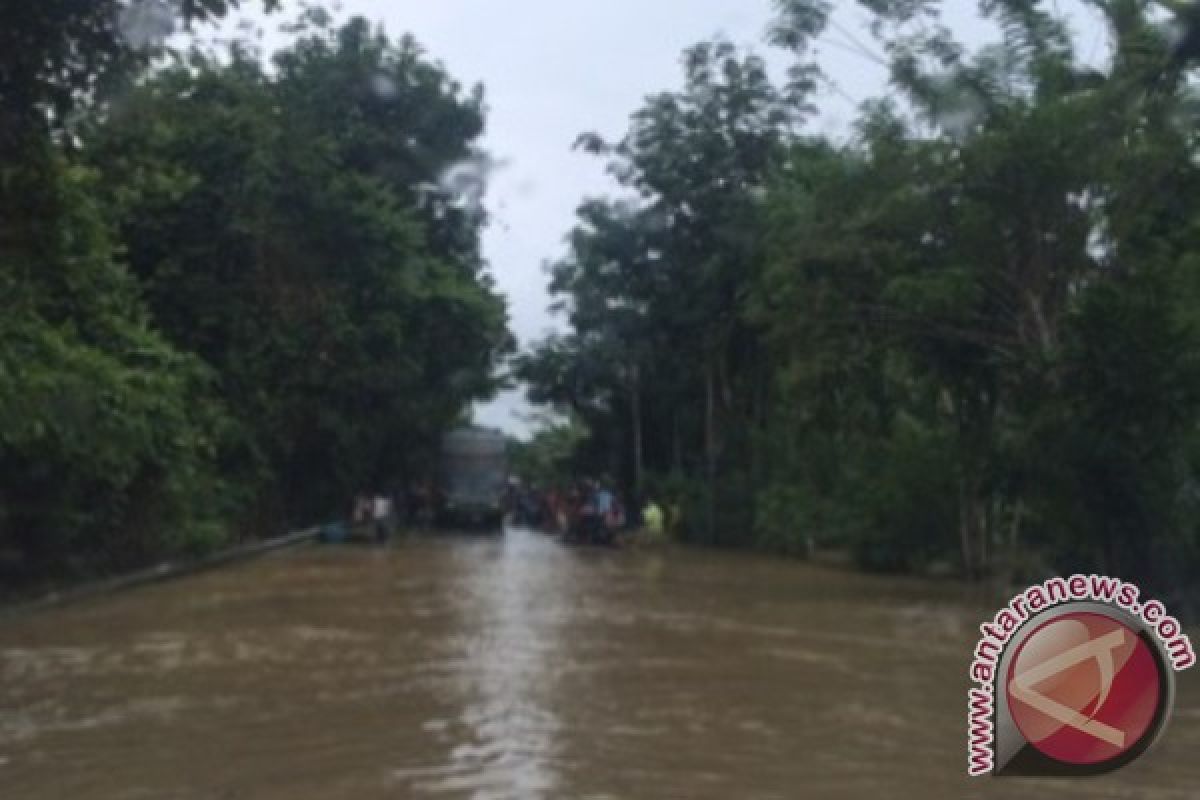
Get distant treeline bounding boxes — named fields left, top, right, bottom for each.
left=1, top=3, right=510, bottom=578
left=516, top=1, right=1200, bottom=604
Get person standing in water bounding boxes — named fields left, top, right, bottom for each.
left=372, top=493, right=393, bottom=544
left=593, top=479, right=617, bottom=545
left=642, top=498, right=665, bottom=540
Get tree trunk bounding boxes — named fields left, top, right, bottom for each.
left=958, top=475, right=975, bottom=580
left=1005, top=500, right=1025, bottom=586
left=705, top=362, right=717, bottom=543
left=974, top=491, right=988, bottom=575
left=631, top=365, right=644, bottom=494
left=672, top=410, right=683, bottom=473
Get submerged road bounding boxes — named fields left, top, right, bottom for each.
left=2, top=527, right=1199, bottom=799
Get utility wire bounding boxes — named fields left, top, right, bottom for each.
left=827, top=16, right=890, bottom=69
left=820, top=36, right=890, bottom=71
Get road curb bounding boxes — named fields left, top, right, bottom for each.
left=0, top=527, right=321, bottom=618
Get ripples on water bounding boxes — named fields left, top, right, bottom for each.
left=1, top=528, right=1199, bottom=799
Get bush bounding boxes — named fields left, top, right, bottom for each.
left=0, top=155, right=232, bottom=576
left=851, top=420, right=959, bottom=574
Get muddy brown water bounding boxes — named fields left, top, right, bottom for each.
left=2, top=528, right=1199, bottom=799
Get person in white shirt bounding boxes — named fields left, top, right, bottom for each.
left=372, top=494, right=393, bottom=543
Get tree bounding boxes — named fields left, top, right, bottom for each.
left=508, top=415, right=589, bottom=488
left=1, top=5, right=513, bottom=579
left=521, top=0, right=1200, bottom=598
left=756, top=0, right=1200, bottom=585
left=525, top=39, right=799, bottom=540
left=89, top=18, right=513, bottom=527
left=0, top=0, right=277, bottom=574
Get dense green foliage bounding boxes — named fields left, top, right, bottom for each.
left=518, top=0, right=1200, bottom=600
left=507, top=415, right=589, bottom=489
left=1, top=5, right=510, bottom=579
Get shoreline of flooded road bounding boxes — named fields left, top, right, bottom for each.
left=0, top=528, right=323, bottom=618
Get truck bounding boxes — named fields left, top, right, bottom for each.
left=436, top=426, right=508, bottom=530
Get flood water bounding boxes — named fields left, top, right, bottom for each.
left=2, top=527, right=1199, bottom=799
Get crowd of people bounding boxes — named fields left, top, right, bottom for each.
left=348, top=482, right=438, bottom=543
left=511, top=479, right=670, bottom=546
left=341, top=478, right=673, bottom=547
left=351, top=493, right=396, bottom=543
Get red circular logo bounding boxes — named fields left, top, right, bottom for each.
left=1006, top=612, right=1163, bottom=766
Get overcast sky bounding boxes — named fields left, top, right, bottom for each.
left=211, top=0, right=1107, bottom=437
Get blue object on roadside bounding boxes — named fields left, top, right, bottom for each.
left=320, top=522, right=348, bottom=543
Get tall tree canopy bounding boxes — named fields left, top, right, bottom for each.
left=520, top=0, right=1200, bottom=603
left=89, top=17, right=512, bottom=525
left=1, top=6, right=511, bottom=578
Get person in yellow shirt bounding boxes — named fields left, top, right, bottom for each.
left=642, top=499, right=665, bottom=541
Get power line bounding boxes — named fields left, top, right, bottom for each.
left=820, top=36, right=891, bottom=71
left=827, top=16, right=890, bottom=69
